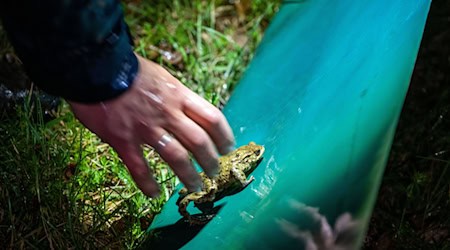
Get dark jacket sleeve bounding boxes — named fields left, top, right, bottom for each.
left=0, top=0, right=138, bottom=103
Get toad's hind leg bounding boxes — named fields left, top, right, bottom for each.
left=176, top=187, right=189, bottom=205
left=178, top=191, right=211, bottom=225
left=178, top=192, right=205, bottom=219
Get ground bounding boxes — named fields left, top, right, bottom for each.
left=0, top=0, right=448, bottom=249
left=364, top=0, right=449, bottom=248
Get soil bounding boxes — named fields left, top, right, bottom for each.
left=364, top=0, right=450, bottom=249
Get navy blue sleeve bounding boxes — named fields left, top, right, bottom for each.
left=0, top=0, right=138, bottom=103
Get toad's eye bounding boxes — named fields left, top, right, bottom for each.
left=255, top=150, right=261, bottom=155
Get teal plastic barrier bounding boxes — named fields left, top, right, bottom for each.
left=145, top=0, right=431, bottom=249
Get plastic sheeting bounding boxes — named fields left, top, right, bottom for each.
left=144, top=0, right=431, bottom=249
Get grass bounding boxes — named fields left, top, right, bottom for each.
left=126, top=0, right=276, bottom=106
left=0, top=0, right=279, bottom=248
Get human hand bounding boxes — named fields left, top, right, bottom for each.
left=68, top=54, right=235, bottom=197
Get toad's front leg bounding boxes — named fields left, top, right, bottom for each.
left=231, top=165, right=255, bottom=188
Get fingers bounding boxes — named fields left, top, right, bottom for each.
left=167, top=116, right=220, bottom=177
left=144, top=129, right=203, bottom=193
left=71, top=56, right=237, bottom=198
left=113, top=142, right=160, bottom=197
left=183, top=91, right=235, bottom=155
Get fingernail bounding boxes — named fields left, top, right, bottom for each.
left=148, top=189, right=161, bottom=198
left=187, top=178, right=203, bottom=193
left=203, top=157, right=220, bottom=178
left=187, top=185, right=202, bottom=193
left=224, top=145, right=235, bottom=154
left=208, top=169, right=219, bottom=178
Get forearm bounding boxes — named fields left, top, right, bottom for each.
left=0, top=0, right=138, bottom=103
